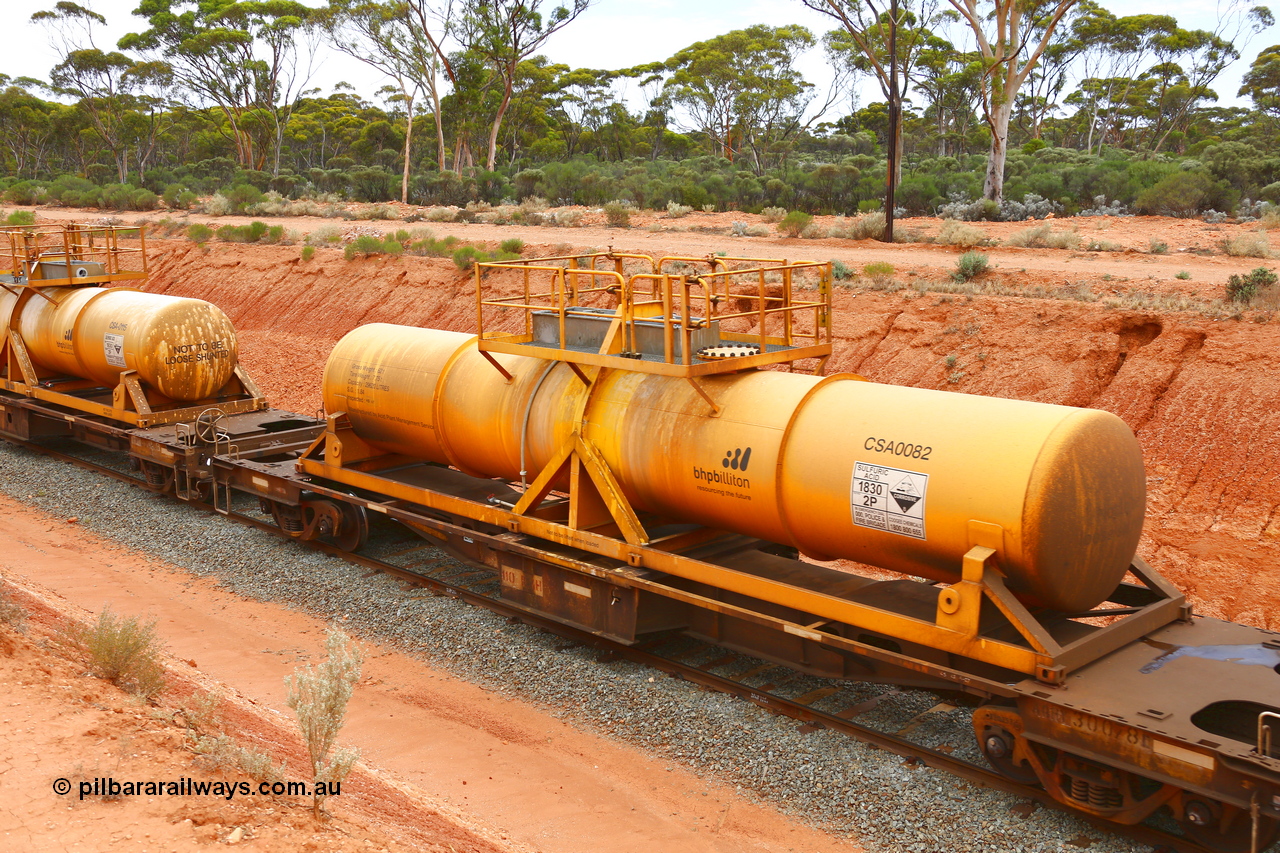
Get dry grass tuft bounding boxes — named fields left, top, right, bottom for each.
left=59, top=607, right=166, bottom=698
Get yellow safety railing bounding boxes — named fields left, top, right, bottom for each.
left=474, top=251, right=832, bottom=377
left=0, top=223, right=148, bottom=285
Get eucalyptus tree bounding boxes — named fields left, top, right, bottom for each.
left=32, top=2, right=175, bottom=182
left=324, top=0, right=457, bottom=195
left=1012, top=7, right=1084, bottom=142
left=663, top=24, right=820, bottom=174
left=1143, top=3, right=1273, bottom=152
left=456, top=0, right=592, bottom=171
left=911, top=41, right=983, bottom=157
left=803, top=0, right=948, bottom=183
left=943, top=0, right=1080, bottom=203
left=121, top=0, right=320, bottom=174
left=1241, top=44, right=1280, bottom=132
left=1066, top=2, right=1176, bottom=154
left=551, top=67, right=620, bottom=158
left=0, top=77, right=59, bottom=179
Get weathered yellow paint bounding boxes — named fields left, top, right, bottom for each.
left=321, top=323, right=1147, bottom=613
left=0, top=285, right=239, bottom=401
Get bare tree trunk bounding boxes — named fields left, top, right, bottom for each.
left=430, top=86, right=447, bottom=172
left=983, top=100, right=1012, bottom=202
left=485, top=76, right=514, bottom=172
left=401, top=100, right=414, bottom=204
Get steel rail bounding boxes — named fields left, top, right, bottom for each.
left=3, top=434, right=1217, bottom=853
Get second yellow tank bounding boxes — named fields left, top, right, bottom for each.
left=322, top=323, right=1147, bottom=613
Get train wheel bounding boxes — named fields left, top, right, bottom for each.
left=268, top=499, right=367, bottom=552
left=978, top=722, right=1040, bottom=785
left=1179, top=799, right=1278, bottom=853
left=330, top=501, right=369, bottom=552
left=974, top=705, right=1041, bottom=786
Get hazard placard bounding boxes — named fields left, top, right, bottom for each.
left=850, top=461, right=928, bottom=540
left=103, top=333, right=125, bottom=368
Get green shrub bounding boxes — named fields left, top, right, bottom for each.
left=162, top=183, right=190, bottom=209
left=452, top=245, right=481, bottom=270
left=500, top=237, right=525, bottom=254
left=1176, top=270, right=1191, bottom=280
left=953, top=251, right=989, bottom=282
left=1134, top=170, right=1226, bottom=217
left=61, top=607, right=166, bottom=698
left=131, top=188, right=160, bottom=211
left=830, top=259, right=852, bottom=280
left=862, top=261, right=895, bottom=286
left=300, top=245, right=315, bottom=261
left=6, top=180, right=45, bottom=205
left=381, top=238, right=403, bottom=255
left=216, top=224, right=246, bottom=242
left=1149, top=239, right=1169, bottom=255
left=604, top=201, right=631, bottom=228
left=5, top=210, right=35, bottom=226
left=48, top=175, right=98, bottom=206
left=246, top=221, right=268, bottom=242
left=407, top=231, right=462, bottom=257
left=186, top=223, right=213, bottom=243
left=265, top=225, right=286, bottom=244
left=99, top=184, right=135, bottom=211
left=223, top=183, right=265, bottom=214
left=1225, top=267, right=1278, bottom=304
left=778, top=210, right=812, bottom=237
left=344, top=234, right=386, bottom=260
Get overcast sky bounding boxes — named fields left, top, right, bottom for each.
left=4, top=0, right=1276, bottom=122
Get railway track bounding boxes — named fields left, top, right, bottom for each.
left=6, top=434, right=1220, bottom=853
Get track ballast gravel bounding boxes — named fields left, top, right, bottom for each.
left=0, top=439, right=1155, bottom=853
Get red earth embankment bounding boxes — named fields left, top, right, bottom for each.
left=140, top=238, right=1280, bottom=628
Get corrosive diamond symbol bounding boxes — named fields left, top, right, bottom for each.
left=890, top=477, right=921, bottom=513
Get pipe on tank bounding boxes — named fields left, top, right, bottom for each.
left=322, top=324, right=1147, bottom=613
left=0, top=286, right=239, bottom=401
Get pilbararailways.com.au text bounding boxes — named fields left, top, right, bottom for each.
left=51, top=776, right=343, bottom=801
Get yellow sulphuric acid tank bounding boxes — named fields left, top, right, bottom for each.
left=0, top=286, right=239, bottom=401
left=322, top=323, right=1147, bottom=613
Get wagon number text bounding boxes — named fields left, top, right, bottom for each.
left=864, top=437, right=931, bottom=461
